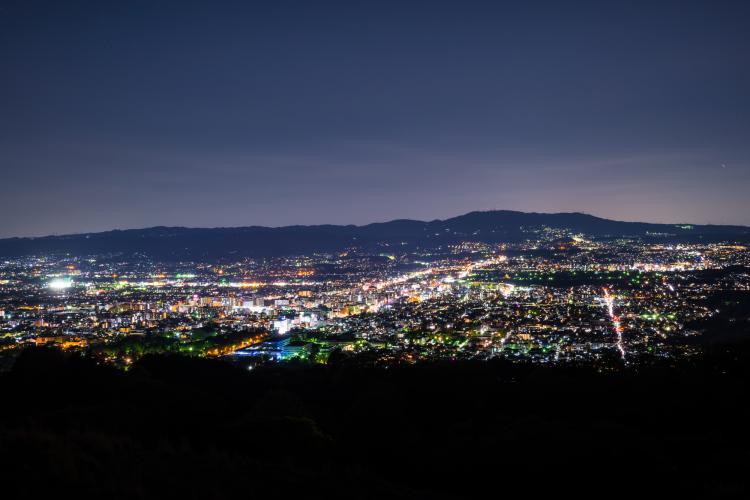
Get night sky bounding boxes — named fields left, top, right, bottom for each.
left=2, top=0, right=749, bottom=237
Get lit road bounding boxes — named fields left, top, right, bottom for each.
left=602, top=288, right=627, bottom=362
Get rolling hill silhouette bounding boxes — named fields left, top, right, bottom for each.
left=1, top=210, right=748, bottom=260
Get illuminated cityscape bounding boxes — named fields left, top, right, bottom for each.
left=3, top=0, right=750, bottom=497
left=2, top=227, right=748, bottom=369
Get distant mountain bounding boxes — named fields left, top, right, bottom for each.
left=1, top=210, right=748, bottom=260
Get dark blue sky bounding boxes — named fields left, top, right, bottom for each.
left=2, top=0, right=749, bottom=237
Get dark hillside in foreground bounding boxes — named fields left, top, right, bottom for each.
left=1, top=210, right=748, bottom=260
left=1, top=344, right=749, bottom=498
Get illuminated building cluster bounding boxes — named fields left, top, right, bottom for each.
left=0, top=232, right=748, bottom=369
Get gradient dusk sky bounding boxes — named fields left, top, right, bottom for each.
left=2, top=0, right=749, bottom=237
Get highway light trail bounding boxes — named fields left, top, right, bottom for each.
left=603, top=288, right=626, bottom=362
left=362, top=254, right=507, bottom=292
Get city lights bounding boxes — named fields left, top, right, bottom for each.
left=48, top=278, right=72, bottom=290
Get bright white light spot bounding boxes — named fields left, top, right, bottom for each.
left=48, top=278, right=72, bottom=290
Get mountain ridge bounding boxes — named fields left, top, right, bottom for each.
left=1, top=210, right=748, bottom=260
